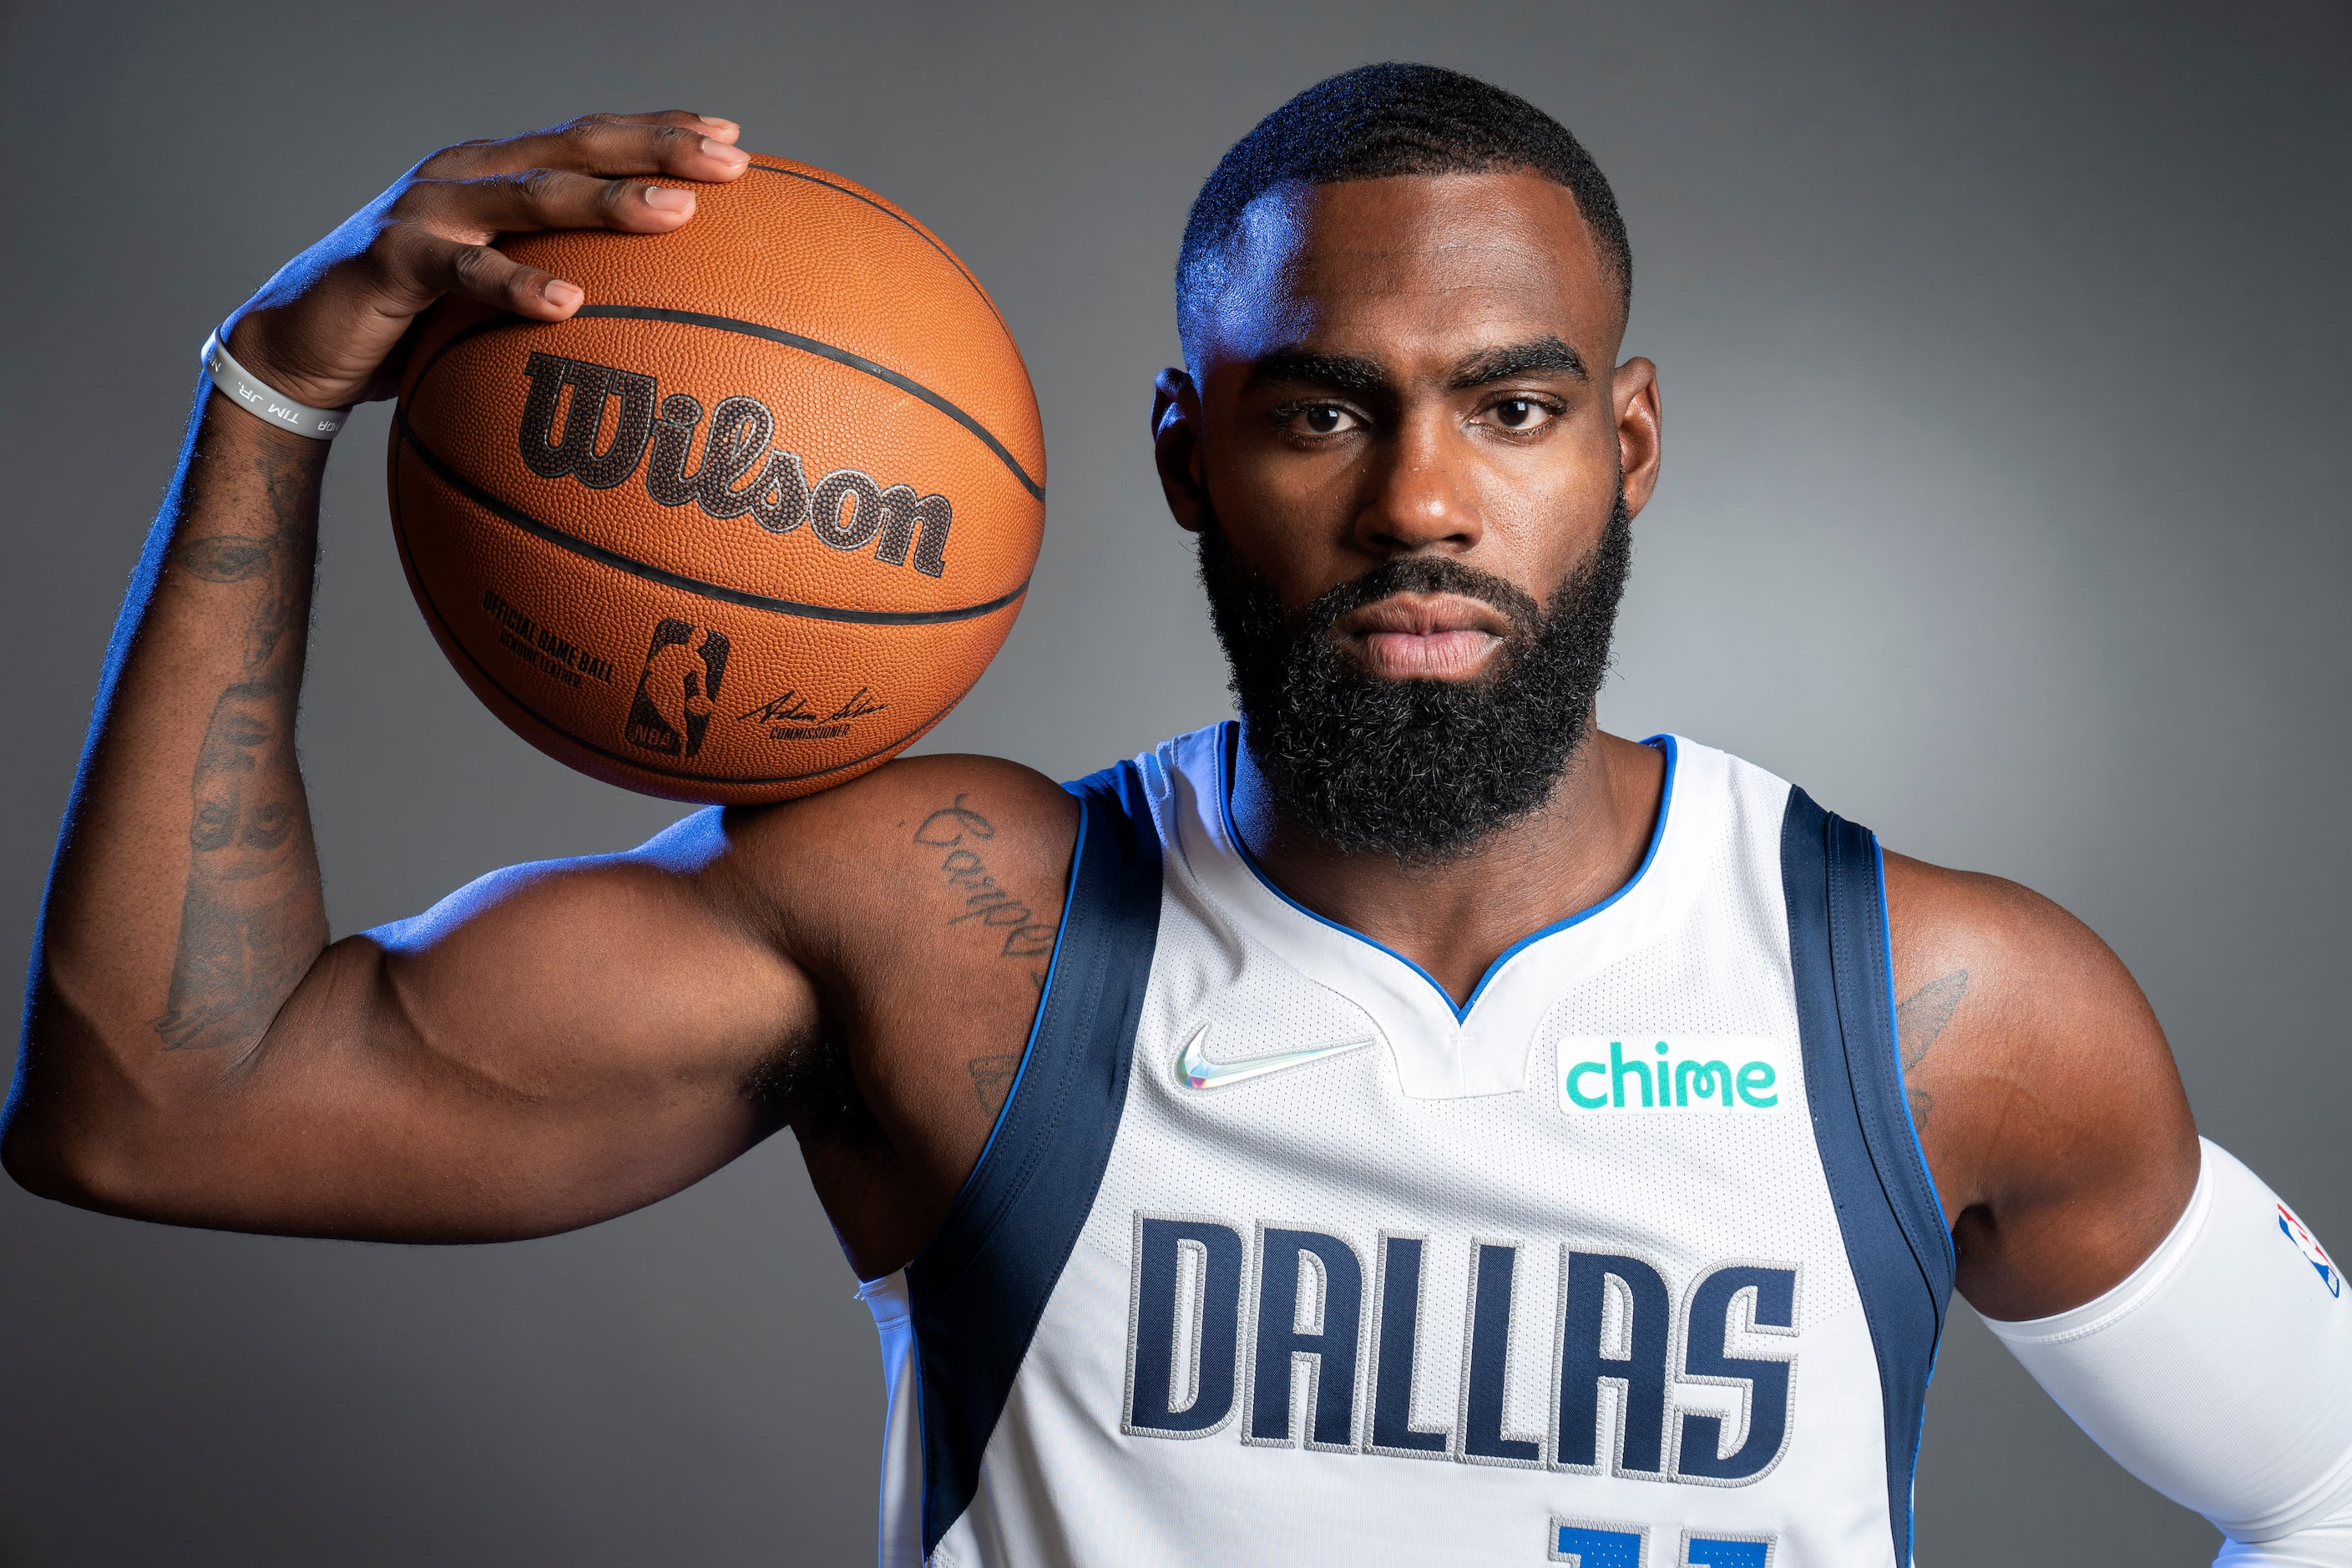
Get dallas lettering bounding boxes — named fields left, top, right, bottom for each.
left=1123, top=1216, right=1800, bottom=1487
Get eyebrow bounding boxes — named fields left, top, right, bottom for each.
left=1449, top=335, right=1587, bottom=387
left=1242, top=350, right=1392, bottom=399
left=1242, top=336, right=1589, bottom=399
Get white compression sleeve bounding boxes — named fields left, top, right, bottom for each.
left=1980, top=1139, right=2352, bottom=1565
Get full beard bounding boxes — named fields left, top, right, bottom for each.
left=1196, top=492, right=1633, bottom=864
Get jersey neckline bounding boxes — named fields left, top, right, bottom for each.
left=1212, top=720, right=1680, bottom=1026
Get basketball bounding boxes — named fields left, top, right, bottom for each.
left=388, top=155, right=1045, bottom=805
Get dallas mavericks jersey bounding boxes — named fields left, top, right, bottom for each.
left=857, top=724, right=1953, bottom=1566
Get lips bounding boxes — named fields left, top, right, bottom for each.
left=1338, top=593, right=1512, bottom=680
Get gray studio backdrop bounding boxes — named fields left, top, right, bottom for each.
left=3, top=2, right=2346, bottom=1561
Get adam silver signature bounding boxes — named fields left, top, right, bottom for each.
left=1175, top=1024, right=1372, bottom=1091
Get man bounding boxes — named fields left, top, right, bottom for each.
left=8, top=62, right=2348, bottom=1565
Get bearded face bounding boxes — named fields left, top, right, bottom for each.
left=1196, top=489, right=1633, bottom=864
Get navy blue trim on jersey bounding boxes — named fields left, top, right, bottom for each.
left=904, top=760, right=1164, bottom=1555
left=1781, top=788, right=1955, bottom=1566
left=1216, top=721, right=1677, bottom=1022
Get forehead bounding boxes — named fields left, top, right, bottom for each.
left=1195, top=171, right=1616, bottom=372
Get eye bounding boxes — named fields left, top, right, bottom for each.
left=1486, top=397, right=1555, bottom=432
left=1284, top=403, right=1360, bottom=438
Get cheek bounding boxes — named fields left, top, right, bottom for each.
left=1204, top=468, right=1367, bottom=596
left=1216, top=427, right=1361, bottom=518
left=1469, top=436, right=1618, bottom=568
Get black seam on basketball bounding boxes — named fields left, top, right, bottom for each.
left=567, top=303, right=1044, bottom=502
left=392, top=440, right=969, bottom=789
left=394, top=405, right=1029, bottom=626
left=406, top=308, right=1041, bottom=504
left=745, top=161, right=1012, bottom=338
left=412, top=314, right=524, bottom=384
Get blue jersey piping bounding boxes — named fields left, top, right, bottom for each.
left=898, top=797, right=1089, bottom=1534
left=1877, top=837, right=1950, bottom=1568
left=904, top=763, right=1162, bottom=1555
left=1876, top=838, right=1957, bottom=1277
left=920, top=795, right=1091, bottom=1233
left=1213, top=721, right=1677, bottom=1023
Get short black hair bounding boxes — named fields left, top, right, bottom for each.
left=1176, top=63, right=1631, bottom=361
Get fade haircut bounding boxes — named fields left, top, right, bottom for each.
left=1176, top=63, right=1632, bottom=363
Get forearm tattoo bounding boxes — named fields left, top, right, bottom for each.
left=152, top=447, right=328, bottom=1051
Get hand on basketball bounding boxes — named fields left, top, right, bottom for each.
left=220, top=112, right=751, bottom=412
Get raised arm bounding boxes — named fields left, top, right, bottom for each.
left=5, top=114, right=1075, bottom=1253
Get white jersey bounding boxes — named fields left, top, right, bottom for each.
left=860, top=724, right=1952, bottom=1566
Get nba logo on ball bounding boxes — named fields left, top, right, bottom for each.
left=2279, top=1201, right=2341, bottom=1298
left=626, top=619, right=731, bottom=759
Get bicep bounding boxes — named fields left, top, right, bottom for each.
left=176, top=811, right=817, bottom=1240
left=1884, top=852, right=2199, bottom=1319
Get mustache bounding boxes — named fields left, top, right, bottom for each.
left=1292, top=554, right=1546, bottom=645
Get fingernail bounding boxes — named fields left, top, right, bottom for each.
left=642, top=185, right=694, bottom=213
left=702, top=137, right=751, bottom=165
left=698, top=115, right=739, bottom=134
left=543, top=278, right=584, bottom=309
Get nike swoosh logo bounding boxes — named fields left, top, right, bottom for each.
left=1175, top=1025, right=1373, bottom=1090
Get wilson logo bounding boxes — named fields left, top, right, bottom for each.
left=1558, top=1037, right=1788, bottom=1115
left=517, top=352, right=953, bottom=577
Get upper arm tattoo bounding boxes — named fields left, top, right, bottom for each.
left=913, top=796, right=1060, bottom=959
left=1894, top=969, right=1968, bottom=1129
left=913, top=794, right=1062, bottom=1109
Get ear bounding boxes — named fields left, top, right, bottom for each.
left=1151, top=366, right=1211, bottom=534
left=1613, top=356, right=1663, bottom=518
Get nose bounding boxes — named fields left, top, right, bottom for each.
left=1352, top=412, right=1480, bottom=557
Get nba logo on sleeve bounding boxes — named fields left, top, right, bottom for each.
left=2278, top=1202, right=2341, bottom=1299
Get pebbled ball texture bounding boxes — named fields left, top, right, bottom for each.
left=390, top=155, right=1045, bottom=804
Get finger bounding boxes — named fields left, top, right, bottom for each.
left=592, top=109, right=740, bottom=143
left=397, top=166, right=700, bottom=243
left=427, top=109, right=737, bottom=165
left=427, top=114, right=749, bottom=184
left=397, top=229, right=584, bottom=321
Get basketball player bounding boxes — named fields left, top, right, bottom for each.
left=10, top=67, right=2349, bottom=1565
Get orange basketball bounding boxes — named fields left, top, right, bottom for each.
left=388, top=155, right=1044, bottom=804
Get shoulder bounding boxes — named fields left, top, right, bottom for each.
left=1881, top=851, right=2130, bottom=1021
left=1879, top=851, right=2163, bottom=1100
left=694, top=753, right=1084, bottom=948
left=1879, top=849, right=2198, bottom=1317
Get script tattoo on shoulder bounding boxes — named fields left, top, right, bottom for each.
left=915, top=795, right=1059, bottom=1109
left=1894, top=969, right=1968, bottom=1130
left=914, top=796, right=1059, bottom=960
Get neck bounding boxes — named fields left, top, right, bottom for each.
left=1227, top=721, right=1668, bottom=1008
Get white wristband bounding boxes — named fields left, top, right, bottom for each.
left=200, top=329, right=352, bottom=440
